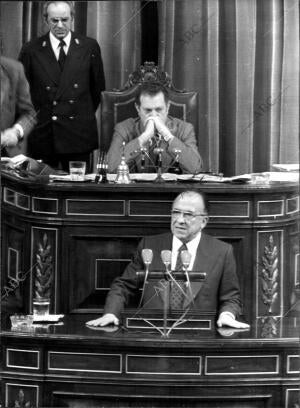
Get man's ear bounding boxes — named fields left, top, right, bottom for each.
left=135, top=103, right=140, bottom=116
left=201, top=216, right=209, bottom=230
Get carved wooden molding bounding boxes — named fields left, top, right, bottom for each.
left=260, top=235, right=279, bottom=314
left=34, top=233, right=53, bottom=299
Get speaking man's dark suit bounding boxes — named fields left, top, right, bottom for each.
left=19, top=32, right=105, bottom=163
left=104, top=232, right=242, bottom=319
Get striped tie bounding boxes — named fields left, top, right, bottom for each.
left=170, top=243, right=187, bottom=310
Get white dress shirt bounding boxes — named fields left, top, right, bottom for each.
left=171, top=233, right=201, bottom=271
left=49, top=31, right=71, bottom=60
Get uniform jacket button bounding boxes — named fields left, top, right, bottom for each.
left=46, top=86, right=51, bottom=91
left=53, top=101, right=57, bottom=106
left=52, top=116, right=58, bottom=121
left=69, top=116, right=74, bottom=120
left=69, top=99, right=74, bottom=104
left=73, top=83, right=78, bottom=88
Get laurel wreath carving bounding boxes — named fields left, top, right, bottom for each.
left=260, top=235, right=278, bottom=314
left=34, top=233, right=53, bottom=299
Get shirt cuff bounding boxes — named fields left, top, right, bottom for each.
left=219, top=311, right=235, bottom=320
left=14, top=124, right=24, bottom=140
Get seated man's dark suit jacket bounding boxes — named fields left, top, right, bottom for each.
left=104, top=232, right=242, bottom=319
left=19, top=31, right=105, bottom=159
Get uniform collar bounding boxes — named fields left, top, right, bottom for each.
left=49, top=31, right=71, bottom=50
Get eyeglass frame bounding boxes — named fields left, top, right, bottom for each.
left=48, top=17, right=71, bottom=25
left=171, top=209, right=208, bottom=221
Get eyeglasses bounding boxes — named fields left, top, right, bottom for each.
left=171, top=209, right=207, bottom=221
left=49, top=17, right=70, bottom=25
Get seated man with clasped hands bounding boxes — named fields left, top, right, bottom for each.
left=87, top=190, right=250, bottom=330
left=106, top=82, right=203, bottom=174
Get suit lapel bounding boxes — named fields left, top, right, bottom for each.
left=183, top=234, right=210, bottom=309
left=56, top=33, right=84, bottom=99
left=35, top=34, right=61, bottom=85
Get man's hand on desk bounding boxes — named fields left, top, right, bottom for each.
left=217, top=312, right=250, bottom=329
left=86, top=313, right=119, bottom=327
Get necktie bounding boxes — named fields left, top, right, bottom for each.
left=58, top=40, right=66, bottom=71
left=170, top=243, right=187, bottom=310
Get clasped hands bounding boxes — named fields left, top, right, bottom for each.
left=138, top=117, right=174, bottom=147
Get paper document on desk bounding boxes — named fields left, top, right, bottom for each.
left=266, top=172, right=299, bottom=182
left=272, top=164, right=299, bottom=172
left=49, top=174, right=95, bottom=182
left=177, top=174, right=251, bottom=183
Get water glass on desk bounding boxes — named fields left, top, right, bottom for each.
left=69, top=161, right=86, bottom=181
left=33, top=297, right=50, bottom=316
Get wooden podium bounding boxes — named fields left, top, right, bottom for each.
left=1, top=170, right=299, bottom=323
left=0, top=314, right=299, bottom=407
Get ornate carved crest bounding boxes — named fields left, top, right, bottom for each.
left=123, top=61, right=172, bottom=89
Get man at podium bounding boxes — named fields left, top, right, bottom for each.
left=87, top=190, right=249, bottom=329
left=106, top=82, right=203, bottom=174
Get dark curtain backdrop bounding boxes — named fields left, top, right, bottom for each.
left=0, top=0, right=298, bottom=175
left=158, top=0, right=299, bottom=174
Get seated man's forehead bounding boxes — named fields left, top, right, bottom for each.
left=140, top=92, right=166, bottom=105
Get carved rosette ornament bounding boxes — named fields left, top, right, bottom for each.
left=260, top=316, right=278, bottom=338
left=34, top=233, right=53, bottom=300
left=14, top=389, right=32, bottom=408
left=260, top=235, right=279, bottom=314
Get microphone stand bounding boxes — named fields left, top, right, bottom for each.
left=136, top=270, right=206, bottom=337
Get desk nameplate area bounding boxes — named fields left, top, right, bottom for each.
left=126, top=317, right=211, bottom=330
left=123, top=310, right=215, bottom=333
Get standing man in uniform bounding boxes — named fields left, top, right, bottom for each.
left=19, top=1, right=105, bottom=172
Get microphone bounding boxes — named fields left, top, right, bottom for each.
left=142, top=249, right=153, bottom=266
left=180, top=250, right=192, bottom=269
left=161, top=250, right=172, bottom=280
left=140, top=147, right=147, bottom=170
left=138, top=249, right=153, bottom=308
left=161, top=250, right=172, bottom=267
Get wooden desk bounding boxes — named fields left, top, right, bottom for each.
left=0, top=314, right=299, bottom=407
left=1, top=171, right=299, bottom=322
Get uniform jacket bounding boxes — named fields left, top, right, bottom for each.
left=104, top=232, right=242, bottom=318
left=107, top=117, right=203, bottom=174
left=19, top=31, right=105, bottom=157
left=1, top=56, right=36, bottom=136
